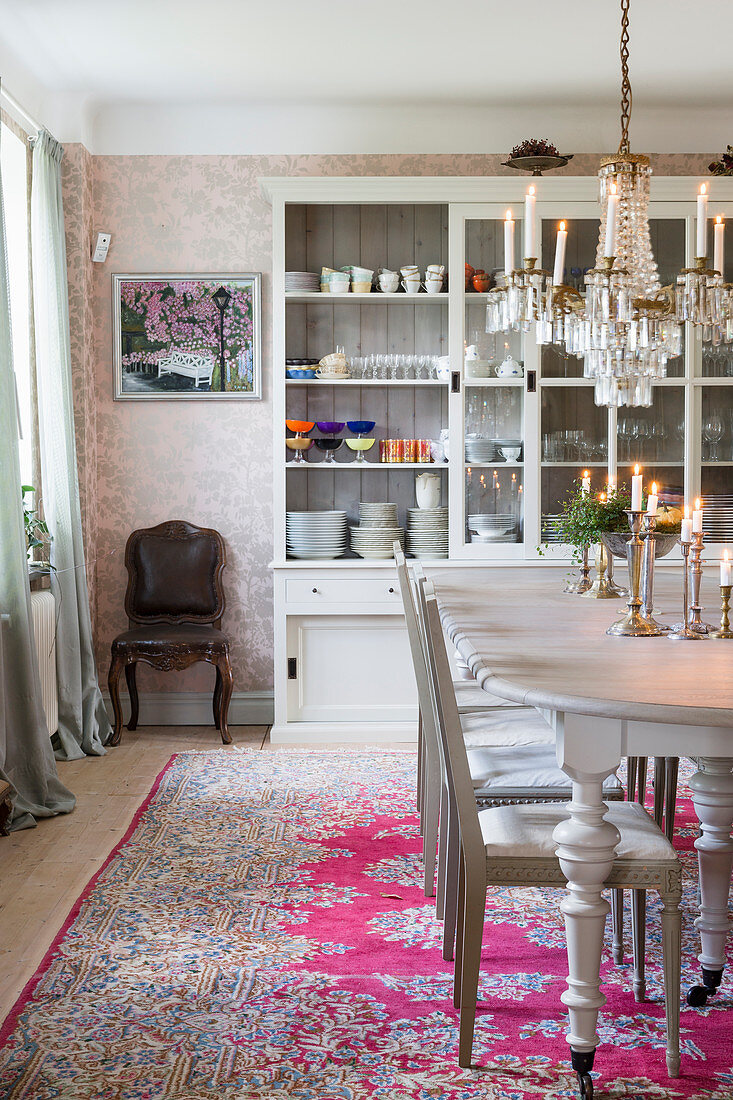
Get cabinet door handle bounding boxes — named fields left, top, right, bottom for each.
left=388, top=587, right=395, bottom=593
left=312, top=587, right=319, bottom=594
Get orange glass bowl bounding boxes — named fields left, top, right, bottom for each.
left=285, top=419, right=315, bottom=434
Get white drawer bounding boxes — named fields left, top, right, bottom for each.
left=285, top=577, right=402, bottom=607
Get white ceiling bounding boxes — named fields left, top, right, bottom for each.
left=0, top=0, right=730, bottom=153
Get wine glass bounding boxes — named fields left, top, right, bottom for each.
left=703, top=413, right=724, bottom=461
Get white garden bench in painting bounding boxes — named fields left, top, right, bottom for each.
left=157, top=349, right=215, bottom=387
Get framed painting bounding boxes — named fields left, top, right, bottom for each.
left=112, top=273, right=262, bottom=400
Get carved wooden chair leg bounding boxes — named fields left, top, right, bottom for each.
left=125, top=662, right=139, bottom=730
left=108, top=654, right=126, bottom=746
left=216, top=652, right=233, bottom=744
left=660, top=883, right=682, bottom=1079
left=665, top=757, right=679, bottom=842
left=213, top=665, right=223, bottom=730
left=631, top=887, right=647, bottom=1001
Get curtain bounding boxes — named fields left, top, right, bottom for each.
left=31, top=131, right=111, bottom=759
left=0, top=115, right=75, bottom=828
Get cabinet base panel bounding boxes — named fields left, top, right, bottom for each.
left=270, top=721, right=418, bottom=745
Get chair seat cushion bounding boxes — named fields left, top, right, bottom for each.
left=454, top=680, right=522, bottom=711
left=112, top=625, right=228, bottom=650
left=468, top=742, right=622, bottom=797
left=461, top=708, right=555, bottom=748
left=479, top=799, right=677, bottom=862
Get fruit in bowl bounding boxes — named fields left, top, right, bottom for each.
left=655, top=504, right=682, bottom=529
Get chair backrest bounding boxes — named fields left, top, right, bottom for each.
left=124, top=520, right=226, bottom=626
left=421, top=579, right=485, bottom=862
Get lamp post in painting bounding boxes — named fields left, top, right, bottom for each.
left=211, top=285, right=232, bottom=392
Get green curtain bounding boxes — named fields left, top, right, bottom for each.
left=31, top=131, right=111, bottom=759
left=0, top=115, right=75, bottom=828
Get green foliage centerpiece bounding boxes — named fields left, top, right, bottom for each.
left=556, top=479, right=632, bottom=597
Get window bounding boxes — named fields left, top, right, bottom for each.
left=1, top=120, right=31, bottom=484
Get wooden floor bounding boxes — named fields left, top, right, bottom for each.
left=0, top=725, right=269, bottom=1025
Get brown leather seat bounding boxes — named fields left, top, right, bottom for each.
left=108, top=521, right=233, bottom=746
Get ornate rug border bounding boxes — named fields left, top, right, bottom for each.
left=0, top=752, right=180, bottom=1044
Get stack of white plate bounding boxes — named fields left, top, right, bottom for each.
left=465, top=437, right=495, bottom=464
left=349, top=525, right=404, bottom=559
left=359, top=502, right=398, bottom=528
left=286, top=511, right=347, bottom=559
left=285, top=271, right=320, bottom=293
left=468, top=513, right=516, bottom=542
left=540, top=514, right=563, bottom=543
left=407, top=507, right=449, bottom=558
left=702, top=494, right=733, bottom=541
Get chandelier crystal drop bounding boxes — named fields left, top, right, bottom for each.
left=486, top=0, right=730, bottom=407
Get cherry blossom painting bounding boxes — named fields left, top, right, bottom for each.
left=112, top=273, right=261, bottom=400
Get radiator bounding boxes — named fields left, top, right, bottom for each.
left=30, top=590, right=58, bottom=735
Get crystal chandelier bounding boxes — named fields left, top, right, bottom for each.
left=486, top=0, right=731, bottom=407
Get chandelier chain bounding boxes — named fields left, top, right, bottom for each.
left=619, top=0, right=632, bottom=154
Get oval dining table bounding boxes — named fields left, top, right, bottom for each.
left=431, top=566, right=733, bottom=1085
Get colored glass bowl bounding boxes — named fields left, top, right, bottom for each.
left=347, top=420, right=376, bottom=435
left=285, top=419, right=315, bottom=434
left=345, top=438, right=375, bottom=463
left=316, top=421, right=345, bottom=434
left=314, top=438, right=343, bottom=463
left=286, top=438, right=313, bottom=463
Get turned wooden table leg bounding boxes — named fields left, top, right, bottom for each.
left=687, top=757, right=733, bottom=1007
left=108, top=653, right=125, bottom=746
left=553, top=761, right=621, bottom=1097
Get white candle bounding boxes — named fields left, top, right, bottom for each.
left=714, top=215, right=725, bottom=276
left=681, top=516, right=693, bottom=543
left=581, top=470, right=591, bottom=494
left=524, top=186, right=536, bottom=259
left=552, top=221, right=567, bottom=286
left=604, top=182, right=619, bottom=257
left=646, top=481, right=658, bottom=516
left=607, top=475, right=615, bottom=493
left=692, top=497, right=703, bottom=534
left=697, top=183, right=708, bottom=259
left=721, top=549, right=731, bottom=586
left=504, top=209, right=515, bottom=276
left=631, top=463, right=643, bottom=511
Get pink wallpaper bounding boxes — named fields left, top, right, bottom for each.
left=61, top=151, right=715, bottom=696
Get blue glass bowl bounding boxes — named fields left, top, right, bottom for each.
left=347, top=420, right=376, bottom=434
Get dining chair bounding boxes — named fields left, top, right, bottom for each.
left=407, top=560, right=624, bottom=967
left=421, top=579, right=682, bottom=1093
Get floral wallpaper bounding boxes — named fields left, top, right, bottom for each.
left=61, top=150, right=714, bottom=696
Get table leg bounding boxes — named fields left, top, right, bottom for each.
left=553, top=774, right=621, bottom=1096
left=687, top=756, right=733, bottom=1007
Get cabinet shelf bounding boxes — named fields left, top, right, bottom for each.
left=285, top=378, right=448, bottom=387
left=285, top=292, right=448, bottom=303
left=464, top=378, right=524, bottom=387
left=286, top=461, right=448, bottom=470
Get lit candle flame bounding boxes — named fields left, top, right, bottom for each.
left=725, top=549, right=730, bottom=563
left=695, top=497, right=702, bottom=510
left=559, top=220, right=566, bottom=232
left=716, top=214, right=724, bottom=225
left=583, top=469, right=589, bottom=478
left=505, top=209, right=513, bottom=222
left=599, top=492, right=606, bottom=502
left=610, top=183, right=617, bottom=195
left=634, top=463, right=640, bottom=476
left=700, top=183, right=707, bottom=196
left=651, top=481, right=657, bottom=494
left=528, top=185, right=535, bottom=196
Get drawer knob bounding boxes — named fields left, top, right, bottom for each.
left=388, top=587, right=395, bottom=594
left=312, top=587, right=319, bottom=594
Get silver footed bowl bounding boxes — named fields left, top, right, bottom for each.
left=601, top=530, right=680, bottom=560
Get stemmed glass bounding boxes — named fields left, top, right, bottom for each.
left=703, top=413, right=724, bottom=461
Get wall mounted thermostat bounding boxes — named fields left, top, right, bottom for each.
left=92, top=232, right=111, bottom=262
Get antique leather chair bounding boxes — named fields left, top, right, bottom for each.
left=108, top=521, right=233, bottom=745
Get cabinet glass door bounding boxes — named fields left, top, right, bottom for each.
left=451, top=206, right=529, bottom=557
left=700, top=385, right=733, bottom=546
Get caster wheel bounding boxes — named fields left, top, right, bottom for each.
left=687, top=984, right=710, bottom=1007
left=578, top=1072, right=594, bottom=1099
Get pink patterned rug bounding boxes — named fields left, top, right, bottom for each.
left=0, top=749, right=731, bottom=1099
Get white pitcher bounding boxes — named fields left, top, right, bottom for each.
left=415, top=472, right=441, bottom=509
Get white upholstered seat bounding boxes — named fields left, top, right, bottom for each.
left=469, top=743, right=623, bottom=800
left=460, top=706, right=555, bottom=746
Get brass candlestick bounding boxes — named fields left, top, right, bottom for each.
left=565, top=545, right=593, bottom=594
left=607, top=511, right=665, bottom=636
left=689, top=531, right=714, bottom=634
left=582, top=540, right=626, bottom=599
left=711, top=585, right=733, bottom=639
left=640, top=515, right=670, bottom=632
left=669, top=540, right=702, bottom=641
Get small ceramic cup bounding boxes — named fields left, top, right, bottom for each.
left=424, top=278, right=443, bottom=295
left=378, top=273, right=399, bottom=293
left=400, top=265, right=419, bottom=277
left=401, top=276, right=421, bottom=294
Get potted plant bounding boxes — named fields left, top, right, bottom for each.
left=22, top=485, right=53, bottom=577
